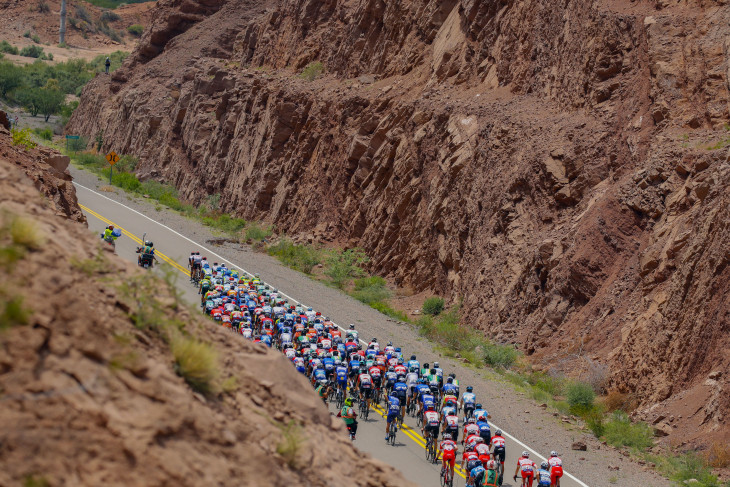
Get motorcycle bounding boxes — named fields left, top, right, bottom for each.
left=135, top=232, right=158, bottom=269
left=100, top=227, right=121, bottom=250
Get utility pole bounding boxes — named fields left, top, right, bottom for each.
left=59, top=0, right=66, bottom=44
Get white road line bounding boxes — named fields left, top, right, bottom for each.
left=75, top=181, right=590, bottom=487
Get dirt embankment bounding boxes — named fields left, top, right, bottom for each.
left=0, top=110, right=86, bottom=223
left=67, top=0, right=729, bottom=447
left=0, top=139, right=411, bottom=485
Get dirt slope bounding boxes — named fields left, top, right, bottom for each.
left=67, top=0, right=729, bottom=447
left=0, top=143, right=411, bottom=485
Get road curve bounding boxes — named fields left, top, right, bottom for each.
left=74, top=180, right=592, bottom=487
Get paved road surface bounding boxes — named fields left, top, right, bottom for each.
left=75, top=181, right=591, bottom=487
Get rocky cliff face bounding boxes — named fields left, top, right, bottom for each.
left=68, top=0, right=729, bottom=445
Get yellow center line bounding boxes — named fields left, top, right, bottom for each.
left=370, top=403, right=468, bottom=479
left=80, top=204, right=190, bottom=276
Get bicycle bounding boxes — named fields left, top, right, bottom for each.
left=440, top=463, right=454, bottom=487
left=406, top=399, right=416, bottom=417
left=388, top=418, right=397, bottom=445
left=335, top=387, right=345, bottom=409
left=373, top=386, right=381, bottom=406
left=359, top=398, right=369, bottom=420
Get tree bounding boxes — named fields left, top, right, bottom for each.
left=60, top=0, right=67, bottom=45
left=0, top=62, right=23, bottom=97
left=37, top=88, right=65, bottom=122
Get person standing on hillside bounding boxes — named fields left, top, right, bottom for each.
left=104, top=57, right=111, bottom=74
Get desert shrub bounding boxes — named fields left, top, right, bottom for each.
left=0, top=40, right=19, bottom=55
left=68, top=17, right=78, bottom=28
left=115, top=154, right=138, bottom=173
left=483, top=342, right=518, bottom=368
left=66, top=135, right=88, bottom=151
left=33, top=127, right=53, bottom=140
left=31, top=34, right=41, bottom=44
left=325, top=248, right=368, bottom=288
left=100, top=10, right=121, bottom=22
left=602, top=390, right=638, bottom=413
left=299, top=61, right=323, bottom=81
left=268, top=239, right=322, bottom=274
left=352, top=276, right=390, bottom=305
left=422, top=296, right=444, bottom=316
left=170, top=334, right=219, bottom=394
left=602, top=411, right=653, bottom=450
left=37, top=1, right=50, bottom=12
left=19, top=45, right=44, bottom=58
left=245, top=222, right=271, bottom=241
left=23, top=31, right=31, bottom=38
left=277, top=421, right=304, bottom=468
left=75, top=5, right=91, bottom=22
left=566, top=381, right=596, bottom=414
left=127, top=24, right=144, bottom=36
left=705, top=442, right=730, bottom=469
left=102, top=169, right=141, bottom=192
left=11, top=128, right=37, bottom=150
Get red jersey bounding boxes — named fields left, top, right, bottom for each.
left=490, top=435, right=506, bottom=449
left=518, top=458, right=536, bottom=475
left=440, top=439, right=457, bottom=456
left=394, top=364, right=407, bottom=375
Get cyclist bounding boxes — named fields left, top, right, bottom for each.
left=422, top=404, right=440, bottom=443
left=514, top=451, right=537, bottom=487
left=461, top=386, right=476, bottom=418
left=433, top=361, right=444, bottom=387
left=536, top=462, right=552, bottom=487
left=475, top=439, right=491, bottom=465
left=442, top=376, right=458, bottom=400
left=438, top=432, right=458, bottom=482
left=548, top=451, right=564, bottom=487
left=467, top=458, right=486, bottom=487
left=463, top=417, right=480, bottom=445
left=315, top=379, right=330, bottom=404
left=484, top=460, right=499, bottom=487
left=442, top=406, right=460, bottom=442
left=476, top=415, right=491, bottom=445
left=420, top=362, right=430, bottom=378
left=418, top=382, right=436, bottom=419
left=384, top=366, right=398, bottom=394
left=490, top=429, right=506, bottom=471
left=357, top=365, right=373, bottom=411
left=407, top=355, right=420, bottom=373
left=340, top=398, right=357, bottom=440
left=474, top=403, right=490, bottom=422
left=450, top=373, right=460, bottom=398
left=335, top=361, right=348, bottom=397
left=384, top=394, right=400, bottom=441
left=393, top=375, right=408, bottom=420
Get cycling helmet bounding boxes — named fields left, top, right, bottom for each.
left=144, top=240, right=152, bottom=246
left=410, top=355, right=416, bottom=360
left=395, top=347, right=401, bottom=352
left=349, top=324, right=355, bottom=329
left=487, top=460, right=496, bottom=469
left=371, top=337, right=377, bottom=342
left=387, top=341, right=392, bottom=346
left=430, top=368, right=436, bottom=374
left=449, top=373, right=456, bottom=378
left=434, top=362, right=439, bottom=368
left=423, top=363, right=430, bottom=369
left=368, top=344, right=375, bottom=350
left=468, top=417, right=476, bottom=424
left=446, top=377, right=453, bottom=383
left=308, top=307, right=313, bottom=311
left=475, top=403, right=482, bottom=409
left=388, top=366, right=395, bottom=372
left=316, top=343, right=323, bottom=349
left=107, top=225, right=114, bottom=230
left=466, top=386, right=473, bottom=392
left=541, top=462, right=549, bottom=469
left=522, top=451, right=529, bottom=458
left=344, top=398, right=353, bottom=406
left=426, top=404, right=435, bottom=411
left=319, top=379, right=328, bottom=386
left=397, top=358, right=404, bottom=364
left=495, top=429, right=502, bottom=436
left=443, top=433, right=452, bottom=440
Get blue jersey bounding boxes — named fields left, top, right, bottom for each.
left=349, top=359, right=360, bottom=370
left=420, top=393, right=435, bottom=408
left=385, top=371, right=398, bottom=383
left=393, top=382, right=408, bottom=395
left=387, top=396, right=400, bottom=413
left=537, top=469, right=552, bottom=486
left=313, top=369, right=327, bottom=381
left=335, top=366, right=348, bottom=383
left=477, top=420, right=490, bottom=434
left=407, top=360, right=420, bottom=371
left=323, top=358, right=334, bottom=371
left=261, top=335, right=272, bottom=347
left=474, top=408, right=488, bottom=420
left=442, top=383, right=457, bottom=396
left=470, top=466, right=486, bottom=482
left=416, top=383, right=431, bottom=395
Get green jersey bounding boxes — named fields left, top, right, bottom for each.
left=341, top=406, right=356, bottom=425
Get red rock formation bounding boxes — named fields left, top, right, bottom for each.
left=67, top=0, right=730, bottom=445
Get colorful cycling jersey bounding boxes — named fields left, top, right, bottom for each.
left=464, top=423, right=480, bottom=437
left=537, top=469, right=551, bottom=486
left=444, top=414, right=459, bottom=427
left=443, top=394, right=458, bottom=407
left=442, top=406, right=457, bottom=417
left=548, top=457, right=563, bottom=468
left=393, top=382, right=408, bottom=395
left=420, top=393, right=435, bottom=408
left=470, top=465, right=486, bottom=481
left=358, top=373, right=372, bottom=388
left=442, top=383, right=458, bottom=396
left=336, top=366, right=348, bottom=382
left=406, top=372, right=419, bottom=385
left=313, top=368, right=326, bottom=381
left=323, top=357, right=334, bottom=370
left=440, top=439, right=457, bottom=454
left=387, top=396, right=400, bottom=414
left=385, top=371, right=398, bottom=383
left=416, top=383, right=431, bottom=395
left=518, top=458, right=536, bottom=474
left=433, top=367, right=443, bottom=378
left=490, top=435, right=506, bottom=448
left=462, top=392, right=476, bottom=405
left=424, top=410, right=440, bottom=426
left=408, top=360, right=420, bottom=371
left=474, top=408, right=489, bottom=421
left=349, top=359, right=360, bottom=370
left=284, top=348, right=296, bottom=358
left=394, top=364, right=408, bottom=375
left=428, top=374, right=440, bottom=386
left=477, top=420, right=491, bottom=434
left=368, top=366, right=381, bottom=378
left=475, top=443, right=490, bottom=457
left=465, top=434, right=482, bottom=449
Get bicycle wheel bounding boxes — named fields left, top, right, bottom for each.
left=440, top=466, right=446, bottom=487
left=425, top=439, right=432, bottom=461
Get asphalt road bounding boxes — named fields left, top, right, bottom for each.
left=75, top=181, right=591, bottom=487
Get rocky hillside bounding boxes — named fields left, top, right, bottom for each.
left=0, top=136, right=410, bottom=485
left=67, top=0, right=729, bottom=446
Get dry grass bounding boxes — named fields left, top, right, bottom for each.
left=704, top=441, right=730, bottom=468
left=170, top=334, right=220, bottom=394
left=276, top=421, right=304, bottom=469
left=602, top=390, right=639, bottom=413
left=9, top=215, right=45, bottom=250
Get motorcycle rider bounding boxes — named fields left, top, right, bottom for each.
left=101, top=225, right=119, bottom=247
left=137, top=240, right=157, bottom=267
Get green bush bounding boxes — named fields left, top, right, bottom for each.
left=37, top=1, right=50, bottom=13
left=101, top=168, right=141, bottom=192
left=268, top=239, right=322, bottom=274
left=371, top=301, right=409, bottom=321
left=19, top=45, right=44, bottom=58
left=16, top=87, right=64, bottom=120
left=66, top=135, right=88, bottom=151
left=422, top=296, right=444, bottom=315
left=299, top=61, right=323, bottom=81
left=483, top=342, right=518, bottom=368
left=170, top=334, right=219, bottom=394
left=650, top=452, right=727, bottom=487
left=602, top=411, right=653, bottom=450
left=31, top=34, right=41, bottom=44
left=23, top=31, right=31, bottom=39
left=0, top=41, right=19, bottom=55
left=566, top=381, right=596, bottom=414
left=325, top=248, right=368, bottom=288
left=74, top=6, right=91, bottom=22
left=352, top=276, right=390, bottom=305
left=11, top=128, right=37, bottom=150
left=33, top=127, right=53, bottom=140
left=127, top=24, right=144, bottom=37
left=245, top=222, right=271, bottom=241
